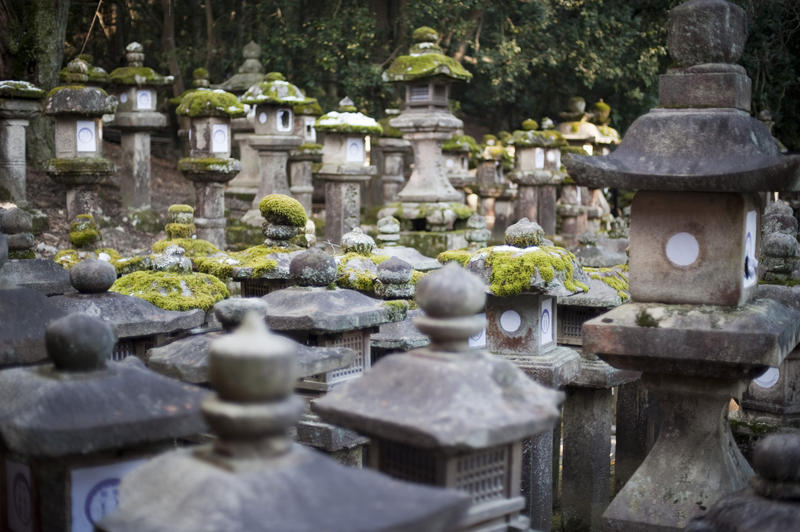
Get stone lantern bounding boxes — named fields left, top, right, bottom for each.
left=98, top=313, right=470, bottom=531
left=376, top=109, right=412, bottom=204
left=441, top=133, right=478, bottom=201
left=49, top=259, right=205, bottom=360
left=176, top=88, right=245, bottom=248
left=509, top=119, right=568, bottom=236
left=0, top=313, right=207, bottom=531
left=464, top=217, right=584, bottom=529
left=109, top=42, right=171, bottom=210
left=379, top=26, right=473, bottom=236
left=289, top=97, right=323, bottom=213
left=565, top=1, right=800, bottom=529
left=315, top=97, right=382, bottom=243
left=44, top=58, right=118, bottom=223
left=0, top=80, right=44, bottom=206
left=475, top=135, right=513, bottom=240
left=59, top=54, right=110, bottom=88
left=314, top=263, right=564, bottom=531
left=218, top=41, right=268, bottom=201
left=239, top=72, right=307, bottom=211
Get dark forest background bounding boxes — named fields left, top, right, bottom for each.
left=2, top=0, right=799, bottom=165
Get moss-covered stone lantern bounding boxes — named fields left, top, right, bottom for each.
left=375, top=109, right=411, bottom=204
left=314, top=263, right=564, bottom=531
left=379, top=26, right=473, bottom=238
left=289, top=97, right=323, bottom=213
left=0, top=313, right=207, bottom=530
left=44, top=58, right=118, bottom=223
left=315, top=97, right=382, bottom=243
left=565, top=1, right=800, bottom=529
left=239, top=72, right=308, bottom=212
left=109, top=42, right=171, bottom=210
left=176, top=88, right=245, bottom=248
left=509, top=120, right=568, bottom=236
left=441, top=133, right=478, bottom=201
left=0, top=80, right=44, bottom=206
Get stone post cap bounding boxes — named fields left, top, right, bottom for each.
left=752, top=433, right=800, bottom=491
left=505, top=217, right=545, bottom=248
left=45, top=313, right=115, bottom=371
left=243, top=40, right=261, bottom=60
left=205, top=312, right=303, bottom=441
left=414, top=263, right=486, bottom=350
left=466, top=213, right=487, bottom=229
left=289, top=247, right=337, bottom=286
left=213, top=298, right=269, bottom=331
left=69, top=258, right=117, bottom=293
left=63, top=58, right=89, bottom=83
left=377, top=256, right=413, bottom=283
left=667, top=0, right=746, bottom=67
left=125, top=41, right=145, bottom=66
left=341, top=227, right=376, bottom=255
left=192, top=67, right=210, bottom=88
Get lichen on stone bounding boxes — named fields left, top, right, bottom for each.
left=482, top=246, right=588, bottom=296
left=259, top=194, right=307, bottom=227
left=240, top=79, right=308, bottom=105
left=383, top=29, right=472, bottom=83
left=178, top=158, right=240, bottom=174
left=584, top=265, right=630, bottom=301
left=152, top=237, right=219, bottom=260
left=69, top=214, right=101, bottom=248
left=0, top=80, right=45, bottom=99
left=109, top=66, right=171, bottom=86
left=165, top=223, right=196, bottom=239
left=175, top=88, right=245, bottom=118
left=314, top=111, right=382, bottom=135
left=110, top=271, right=228, bottom=311
left=437, top=249, right=472, bottom=266
left=292, top=98, right=322, bottom=116
left=442, top=134, right=480, bottom=154
left=382, top=299, right=410, bottom=322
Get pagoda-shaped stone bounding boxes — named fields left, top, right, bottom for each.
left=565, top=1, right=800, bottom=529
left=49, top=259, right=205, bottom=360
left=44, top=58, right=118, bottom=222
left=219, top=41, right=268, bottom=201
left=315, top=97, right=381, bottom=243
left=98, top=313, right=470, bottom=531
left=240, top=72, right=307, bottom=211
left=0, top=79, right=44, bottom=205
left=314, top=263, right=564, bottom=531
left=176, top=88, right=245, bottom=248
left=109, top=42, right=171, bottom=210
left=508, top=119, right=568, bottom=236
left=59, top=53, right=110, bottom=88
left=0, top=313, right=208, bottom=530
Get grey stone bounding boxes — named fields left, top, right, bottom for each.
left=659, top=65, right=751, bottom=111
left=49, top=292, right=204, bottom=339
left=667, top=0, right=746, bottom=67
left=45, top=313, right=114, bottom=371
left=0, top=233, right=6, bottom=267
left=5, top=231, right=33, bottom=250
left=0, top=258, right=73, bottom=295
left=289, top=247, right=337, bottom=287
left=152, top=244, right=193, bottom=273
left=214, top=298, right=269, bottom=331
left=764, top=232, right=798, bottom=258
left=0, top=287, right=67, bottom=366
left=0, top=206, right=32, bottom=233
left=341, top=227, right=376, bottom=255
left=377, top=256, right=412, bottom=283
left=69, top=258, right=117, bottom=293
left=377, top=245, right=441, bottom=271
left=505, top=217, right=544, bottom=248
left=416, top=262, right=485, bottom=318
left=574, top=243, right=628, bottom=268
left=370, top=308, right=430, bottom=353
left=377, top=215, right=400, bottom=233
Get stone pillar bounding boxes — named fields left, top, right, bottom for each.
left=193, top=182, right=226, bottom=246
left=323, top=175, right=369, bottom=244
left=398, top=130, right=462, bottom=203
left=289, top=148, right=320, bottom=214
left=558, top=185, right=587, bottom=247
left=614, top=380, right=658, bottom=493
left=377, top=137, right=409, bottom=203
left=119, top=131, right=153, bottom=208
left=253, top=146, right=292, bottom=198
left=539, top=185, right=558, bottom=236
left=0, top=82, right=43, bottom=206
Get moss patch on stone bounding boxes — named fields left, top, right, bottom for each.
left=635, top=308, right=660, bottom=328
left=176, top=89, right=245, bottom=118
left=485, top=246, right=587, bottom=296
left=511, top=129, right=567, bottom=148
left=442, top=134, right=480, bottom=154
left=378, top=117, right=403, bottom=138
left=0, top=80, right=44, bottom=99
left=584, top=266, right=630, bottom=301
left=165, top=223, right=196, bottom=239
left=240, top=79, right=308, bottom=105
left=178, top=157, right=240, bottom=174
left=437, top=249, right=472, bottom=266
left=382, top=299, right=410, bottom=322
left=338, top=252, right=390, bottom=269
left=297, top=143, right=322, bottom=153
left=109, top=66, right=169, bottom=86
left=168, top=204, right=194, bottom=214
left=410, top=270, right=428, bottom=285
left=152, top=237, right=219, bottom=259
left=197, top=245, right=283, bottom=280
left=259, top=194, right=307, bottom=227
left=8, top=249, right=35, bottom=259
left=314, top=111, right=382, bottom=135
left=383, top=52, right=472, bottom=82
left=292, top=99, right=322, bottom=116
left=46, top=157, right=114, bottom=176
left=69, top=214, right=101, bottom=248
left=110, top=271, right=228, bottom=311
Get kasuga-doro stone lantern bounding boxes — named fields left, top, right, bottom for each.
left=109, top=42, right=170, bottom=210
left=0, top=80, right=44, bottom=206
left=314, top=263, right=564, bottom=531
left=565, top=0, right=800, bottom=529
left=176, top=88, right=245, bottom=248
left=378, top=27, right=474, bottom=249
left=315, top=97, right=381, bottom=243
left=44, top=58, right=118, bottom=222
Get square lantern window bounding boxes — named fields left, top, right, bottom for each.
left=433, top=84, right=447, bottom=101
left=76, top=120, right=97, bottom=153
left=277, top=108, right=293, bottom=132
left=300, top=330, right=372, bottom=391
left=135, top=89, right=154, bottom=111
left=346, top=137, right=365, bottom=163
left=409, top=85, right=429, bottom=103
left=534, top=148, right=545, bottom=170
left=545, top=148, right=561, bottom=170
left=211, top=123, right=229, bottom=154
left=486, top=294, right=558, bottom=356
left=304, top=117, right=317, bottom=143
left=629, top=191, right=761, bottom=306
left=461, top=155, right=469, bottom=170
left=556, top=306, right=605, bottom=347
left=119, top=92, right=129, bottom=106
left=238, top=278, right=291, bottom=298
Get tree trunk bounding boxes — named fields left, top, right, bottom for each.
left=204, top=0, right=216, bottom=73
left=161, top=0, right=184, bottom=97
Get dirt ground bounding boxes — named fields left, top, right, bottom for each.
left=25, top=139, right=195, bottom=258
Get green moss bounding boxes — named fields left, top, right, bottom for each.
left=297, top=143, right=322, bottom=153
left=413, top=26, right=439, bottom=42
left=383, top=52, right=472, bottom=82
left=229, top=245, right=284, bottom=276
left=259, top=194, right=307, bottom=227
left=410, top=270, right=428, bottom=285
left=561, top=145, right=590, bottom=155
left=635, top=308, right=660, bottom=328
left=168, top=204, right=194, bottom=214
left=437, top=249, right=472, bottom=266
left=178, top=158, right=240, bottom=174
left=69, top=214, right=101, bottom=248
left=265, top=72, right=286, bottom=81
left=165, top=223, right=196, bottom=239
left=485, top=246, right=587, bottom=296
left=442, top=134, right=480, bottom=154
left=109, top=66, right=169, bottom=86
left=338, top=252, right=390, bottom=271
left=521, top=119, right=538, bottom=131
left=240, top=79, right=308, bottom=105
left=337, top=269, right=376, bottom=292
left=175, top=89, right=245, bottom=118
left=0, top=80, right=44, bottom=99
left=110, top=271, right=228, bottom=311
left=314, top=111, right=382, bottom=135
left=46, top=157, right=114, bottom=176
left=593, top=101, right=611, bottom=113
left=193, top=67, right=209, bottom=79
left=113, top=255, right=149, bottom=275
left=511, top=128, right=567, bottom=148
left=152, top=238, right=219, bottom=259
left=378, top=117, right=403, bottom=138
left=292, top=98, right=323, bottom=115
left=585, top=266, right=630, bottom=301
left=8, top=249, right=35, bottom=259
left=382, top=300, right=410, bottom=322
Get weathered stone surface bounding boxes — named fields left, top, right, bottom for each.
left=667, top=0, right=746, bottom=67
left=152, top=244, right=193, bottom=272
left=69, top=258, right=117, bottom=293
left=0, top=206, right=32, bottom=233
left=370, top=309, right=430, bottom=352
left=213, top=298, right=269, bottom=330
left=0, top=287, right=67, bottom=366
left=49, top=292, right=204, bottom=339
left=505, top=217, right=544, bottom=248
left=0, top=258, right=73, bottom=295
left=289, top=247, right=337, bottom=286
left=377, top=256, right=413, bottom=283
left=263, top=286, right=397, bottom=333
left=341, top=227, right=376, bottom=255
left=46, top=313, right=114, bottom=370
left=377, top=245, right=441, bottom=271
left=659, top=66, right=751, bottom=111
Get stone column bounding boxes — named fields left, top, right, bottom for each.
left=397, top=129, right=461, bottom=203
left=289, top=148, right=320, bottom=214
left=119, top=130, right=154, bottom=208
left=377, top=137, right=409, bottom=203
left=251, top=144, right=292, bottom=200
left=538, top=185, right=558, bottom=236
left=0, top=82, right=44, bottom=206
left=322, top=173, right=372, bottom=243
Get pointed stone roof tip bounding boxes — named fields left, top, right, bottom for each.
left=312, top=263, right=564, bottom=451
left=383, top=26, right=472, bottom=83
